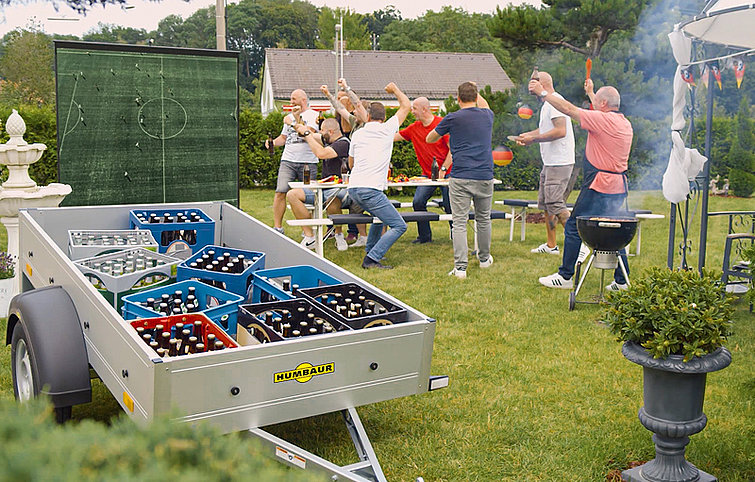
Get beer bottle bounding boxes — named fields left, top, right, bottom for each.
left=195, top=343, right=205, bottom=353
left=149, top=341, right=160, bottom=353
left=168, top=339, right=179, bottom=357
left=206, top=333, right=217, bottom=350
left=282, top=279, right=291, bottom=292
left=193, top=320, right=203, bottom=340
left=273, top=316, right=283, bottom=332
left=161, top=331, right=171, bottom=349
left=154, top=324, right=164, bottom=341
left=303, top=164, right=311, bottom=184
left=431, top=156, right=439, bottom=181
left=531, top=65, right=539, bottom=81
left=157, top=348, right=167, bottom=358
left=214, top=340, right=225, bottom=350
left=282, top=323, right=292, bottom=337
left=291, top=329, right=301, bottom=338
left=188, top=336, right=198, bottom=354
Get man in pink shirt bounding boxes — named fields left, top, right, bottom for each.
left=530, top=77, right=634, bottom=291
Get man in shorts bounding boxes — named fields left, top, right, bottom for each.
left=265, top=89, right=319, bottom=234
left=287, top=118, right=366, bottom=251
left=513, top=71, right=575, bottom=256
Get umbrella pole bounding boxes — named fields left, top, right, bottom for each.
left=697, top=73, right=714, bottom=273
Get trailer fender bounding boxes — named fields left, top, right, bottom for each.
left=6, top=286, right=91, bottom=408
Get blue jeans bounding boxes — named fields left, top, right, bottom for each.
left=413, top=185, right=451, bottom=242
left=348, top=187, right=407, bottom=262
left=558, top=188, right=629, bottom=284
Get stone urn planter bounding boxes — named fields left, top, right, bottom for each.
left=620, top=341, right=731, bottom=482
left=601, top=268, right=735, bottom=482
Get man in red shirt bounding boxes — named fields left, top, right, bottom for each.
left=394, top=97, right=453, bottom=243
left=530, top=78, right=634, bottom=291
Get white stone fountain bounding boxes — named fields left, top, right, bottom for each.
left=0, top=109, right=72, bottom=315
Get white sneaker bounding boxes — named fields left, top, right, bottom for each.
left=300, top=236, right=316, bottom=250
left=577, top=243, right=591, bottom=264
left=479, top=254, right=494, bottom=268
left=606, top=281, right=629, bottom=291
left=539, top=272, right=573, bottom=289
left=448, top=267, right=467, bottom=279
left=351, top=235, right=368, bottom=247
left=334, top=234, right=348, bottom=251
left=531, top=243, right=560, bottom=255
left=274, top=226, right=285, bottom=235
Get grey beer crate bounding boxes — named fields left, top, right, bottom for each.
left=68, top=229, right=158, bottom=260
left=74, top=247, right=180, bottom=309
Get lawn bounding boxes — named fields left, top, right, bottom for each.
left=1, top=188, right=753, bottom=481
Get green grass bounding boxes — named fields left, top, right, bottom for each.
left=2, top=189, right=753, bottom=481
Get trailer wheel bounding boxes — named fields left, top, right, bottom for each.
left=10, top=322, right=73, bottom=423
left=11, top=322, right=37, bottom=402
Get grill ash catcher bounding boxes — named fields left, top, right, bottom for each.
left=569, top=216, right=638, bottom=310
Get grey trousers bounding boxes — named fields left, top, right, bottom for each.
left=449, top=178, right=494, bottom=269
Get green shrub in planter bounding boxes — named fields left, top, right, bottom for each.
left=601, top=267, right=734, bottom=362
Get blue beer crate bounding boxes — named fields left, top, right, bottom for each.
left=250, top=265, right=341, bottom=303
left=129, top=208, right=215, bottom=257
left=121, top=280, right=244, bottom=335
left=176, top=245, right=266, bottom=298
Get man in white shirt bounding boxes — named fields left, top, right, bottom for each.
left=265, top=89, right=319, bottom=234
left=513, top=72, right=576, bottom=256
left=347, top=82, right=411, bottom=269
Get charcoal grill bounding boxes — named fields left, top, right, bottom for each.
left=569, top=216, right=638, bottom=310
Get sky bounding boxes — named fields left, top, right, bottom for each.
left=1, top=0, right=540, bottom=38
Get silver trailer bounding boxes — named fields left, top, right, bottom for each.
left=7, top=202, right=446, bottom=482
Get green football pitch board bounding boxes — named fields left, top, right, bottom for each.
left=54, top=41, right=239, bottom=206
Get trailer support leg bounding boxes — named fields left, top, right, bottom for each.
left=248, top=407, right=387, bottom=482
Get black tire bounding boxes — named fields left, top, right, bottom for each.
left=569, top=291, right=576, bottom=311
left=10, top=322, right=73, bottom=424
left=10, top=322, right=39, bottom=402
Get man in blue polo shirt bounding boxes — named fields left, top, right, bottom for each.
left=427, top=81, right=494, bottom=280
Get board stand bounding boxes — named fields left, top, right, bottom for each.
left=249, top=407, right=390, bottom=482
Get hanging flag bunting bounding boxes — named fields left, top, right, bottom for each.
left=733, top=57, right=745, bottom=88
left=681, top=68, right=695, bottom=88
left=699, top=64, right=709, bottom=89
left=710, top=61, right=722, bottom=90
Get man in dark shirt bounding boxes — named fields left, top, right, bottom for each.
left=288, top=118, right=364, bottom=251
left=427, top=82, right=495, bottom=279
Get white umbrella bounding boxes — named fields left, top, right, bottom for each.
left=681, top=0, right=755, bottom=49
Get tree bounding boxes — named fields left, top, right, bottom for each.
left=0, top=0, right=127, bottom=13
left=726, top=96, right=755, bottom=197
left=0, top=29, right=55, bottom=106
left=363, top=6, right=402, bottom=48
left=489, top=0, right=653, bottom=59
left=380, top=7, right=510, bottom=68
left=316, top=7, right=371, bottom=51
left=82, top=24, right=149, bottom=44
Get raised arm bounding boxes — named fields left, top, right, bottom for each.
left=584, top=78, right=597, bottom=106
left=321, top=84, right=351, bottom=121
left=529, top=79, right=581, bottom=121
left=293, top=124, right=337, bottom=160
left=476, top=92, right=490, bottom=110
left=339, top=78, right=368, bottom=124
left=385, top=82, right=410, bottom=125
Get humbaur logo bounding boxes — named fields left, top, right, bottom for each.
left=274, top=362, right=335, bottom=384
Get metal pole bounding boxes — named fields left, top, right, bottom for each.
left=339, top=14, right=344, bottom=80
left=697, top=67, right=714, bottom=273
left=215, top=0, right=226, bottom=51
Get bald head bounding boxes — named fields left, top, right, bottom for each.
left=290, top=89, right=308, bottom=109
left=538, top=72, right=554, bottom=91
left=595, top=86, right=620, bottom=111
left=319, top=117, right=342, bottom=143
left=411, top=97, right=433, bottom=124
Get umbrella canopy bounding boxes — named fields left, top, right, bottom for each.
left=680, top=0, right=755, bottom=49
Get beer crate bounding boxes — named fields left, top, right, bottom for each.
left=68, top=229, right=158, bottom=260
left=250, top=265, right=341, bottom=303
left=74, top=248, right=180, bottom=310
left=236, top=298, right=349, bottom=345
left=176, top=245, right=266, bottom=298
left=129, top=208, right=215, bottom=257
left=122, top=280, right=244, bottom=335
left=130, top=313, right=238, bottom=358
left=300, top=282, right=408, bottom=330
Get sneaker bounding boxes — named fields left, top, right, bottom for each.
left=362, top=256, right=393, bottom=270
left=606, top=281, right=629, bottom=291
left=448, top=267, right=467, bottom=279
left=539, top=272, right=573, bottom=289
left=479, top=254, right=494, bottom=268
left=300, top=236, right=316, bottom=250
left=351, top=235, right=368, bottom=247
left=411, top=238, right=432, bottom=244
left=345, top=233, right=357, bottom=243
left=577, top=243, right=591, bottom=264
left=531, top=243, right=560, bottom=255
left=274, top=226, right=285, bottom=235
left=334, top=234, right=348, bottom=251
